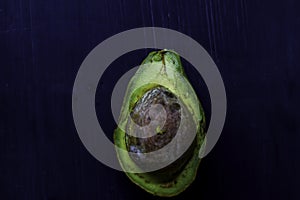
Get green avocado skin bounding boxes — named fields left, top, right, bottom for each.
left=114, top=49, right=206, bottom=197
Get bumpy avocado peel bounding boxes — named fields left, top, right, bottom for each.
left=114, top=49, right=206, bottom=197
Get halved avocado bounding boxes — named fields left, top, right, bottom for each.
left=114, top=49, right=206, bottom=197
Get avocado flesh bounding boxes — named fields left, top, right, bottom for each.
left=114, top=50, right=206, bottom=197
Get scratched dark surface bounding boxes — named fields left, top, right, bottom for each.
left=1, top=0, right=300, bottom=199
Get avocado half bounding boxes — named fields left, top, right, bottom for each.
left=113, top=49, right=206, bottom=197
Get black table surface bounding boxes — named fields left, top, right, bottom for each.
left=1, top=0, right=299, bottom=199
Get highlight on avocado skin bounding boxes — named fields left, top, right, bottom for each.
left=114, top=49, right=206, bottom=197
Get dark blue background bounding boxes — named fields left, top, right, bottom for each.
left=1, top=0, right=299, bottom=199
